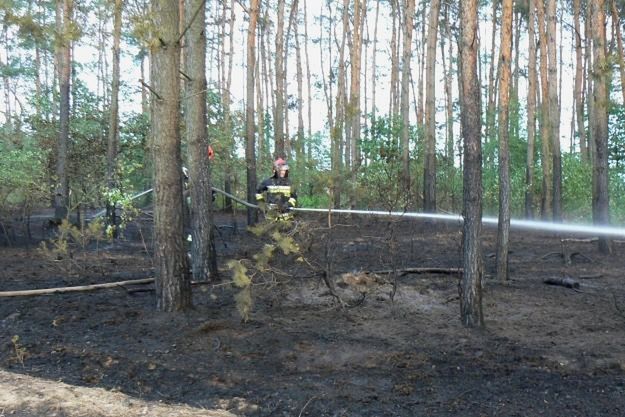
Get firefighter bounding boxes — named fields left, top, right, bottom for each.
left=256, top=158, right=297, bottom=217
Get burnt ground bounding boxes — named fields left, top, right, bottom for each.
left=1, top=210, right=625, bottom=417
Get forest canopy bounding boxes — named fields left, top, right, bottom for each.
left=1, top=0, right=624, bottom=223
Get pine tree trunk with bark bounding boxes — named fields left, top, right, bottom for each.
left=496, top=0, right=513, bottom=282
left=349, top=0, right=365, bottom=208
left=573, top=0, right=587, bottom=160
left=106, top=0, right=122, bottom=236
left=274, top=0, right=285, bottom=157
left=591, top=0, right=612, bottom=255
left=151, top=0, right=191, bottom=311
left=525, top=0, right=537, bottom=219
left=535, top=0, right=552, bottom=219
left=547, top=0, right=561, bottom=221
left=185, top=0, right=217, bottom=280
left=246, top=0, right=260, bottom=226
left=459, top=0, right=484, bottom=328
left=400, top=0, right=415, bottom=195
left=423, top=0, right=441, bottom=212
left=54, top=0, right=72, bottom=221
left=612, top=2, right=625, bottom=106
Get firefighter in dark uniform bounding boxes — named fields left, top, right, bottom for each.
left=256, top=158, right=297, bottom=218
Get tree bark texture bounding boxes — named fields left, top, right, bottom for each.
left=496, top=0, right=513, bottom=282
left=106, top=0, right=122, bottom=235
left=612, top=2, right=625, bottom=106
left=185, top=0, right=217, bottom=280
left=459, top=0, right=484, bottom=328
left=54, top=0, right=72, bottom=221
left=525, top=0, right=537, bottom=219
left=573, top=0, right=587, bottom=160
left=591, top=0, right=612, bottom=255
left=274, top=0, right=285, bottom=158
left=150, top=0, right=191, bottom=311
left=535, top=0, right=552, bottom=219
left=423, top=0, right=441, bottom=212
left=400, top=0, right=415, bottom=193
left=246, top=0, right=260, bottom=226
left=547, top=0, right=561, bottom=221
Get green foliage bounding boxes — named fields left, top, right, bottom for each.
left=226, top=218, right=307, bottom=321
left=609, top=104, right=625, bottom=171
left=38, top=218, right=105, bottom=274
left=561, top=154, right=592, bottom=221
left=0, top=136, right=48, bottom=210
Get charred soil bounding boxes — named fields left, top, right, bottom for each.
left=1, top=211, right=625, bottom=416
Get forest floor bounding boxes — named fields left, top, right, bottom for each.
left=1, top=210, right=625, bottom=416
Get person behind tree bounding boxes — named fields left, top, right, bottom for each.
left=255, top=157, right=297, bottom=214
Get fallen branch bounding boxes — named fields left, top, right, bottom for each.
left=578, top=274, right=604, bottom=280
left=368, top=267, right=462, bottom=276
left=561, top=238, right=598, bottom=244
left=543, top=276, right=580, bottom=289
left=0, top=278, right=155, bottom=297
left=0, top=277, right=217, bottom=298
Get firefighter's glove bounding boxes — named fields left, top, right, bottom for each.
left=288, top=197, right=297, bottom=208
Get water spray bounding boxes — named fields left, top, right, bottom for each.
left=97, top=187, right=625, bottom=238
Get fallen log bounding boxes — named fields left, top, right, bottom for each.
left=0, top=274, right=222, bottom=298
left=368, top=267, right=463, bottom=276
left=543, top=276, right=580, bottom=289
left=560, top=238, right=598, bottom=244
left=0, top=278, right=155, bottom=297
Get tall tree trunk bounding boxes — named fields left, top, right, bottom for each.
left=256, top=26, right=265, bottom=163
left=54, top=0, right=72, bottom=221
left=496, top=0, right=513, bottom=282
left=371, top=0, right=380, bottom=137
left=331, top=0, right=349, bottom=209
left=442, top=2, right=455, bottom=210
left=525, top=0, right=537, bottom=219
left=535, top=0, right=552, bottom=219
left=246, top=0, right=260, bottom=225
left=303, top=0, right=312, bottom=143
left=349, top=0, right=366, bottom=208
left=106, top=0, right=122, bottom=235
left=389, top=0, right=399, bottom=119
left=151, top=0, right=191, bottom=311
left=274, top=0, right=285, bottom=157
left=319, top=4, right=333, bottom=133
left=416, top=0, right=425, bottom=129
left=612, top=2, right=625, bottom=106
left=219, top=0, right=235, bottom=211
left=295, top=4, right=304, bottom=161
left=423, top=0, right=441, bottom=212
left=258, top=10, right=269, bottom=161
left=585, top=1, right=594, bottom=164
left=459, top=0, right=484, bottom=328
left=400, top=0, right=415, bottom=195
left=185, top=0, right=217, bottom=281
left=484, top=0, right=499, bottom=143
left=141, top=55, right=149, bottom=115
left=283, top=0, right=300, bottom=161
left=573, top=0, right=587, bottom=160
left=511, top=8, right=520, bottom=140
left=591, top=0, right=612, bottom=255
left=547, top=0, right=561, bottom=221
